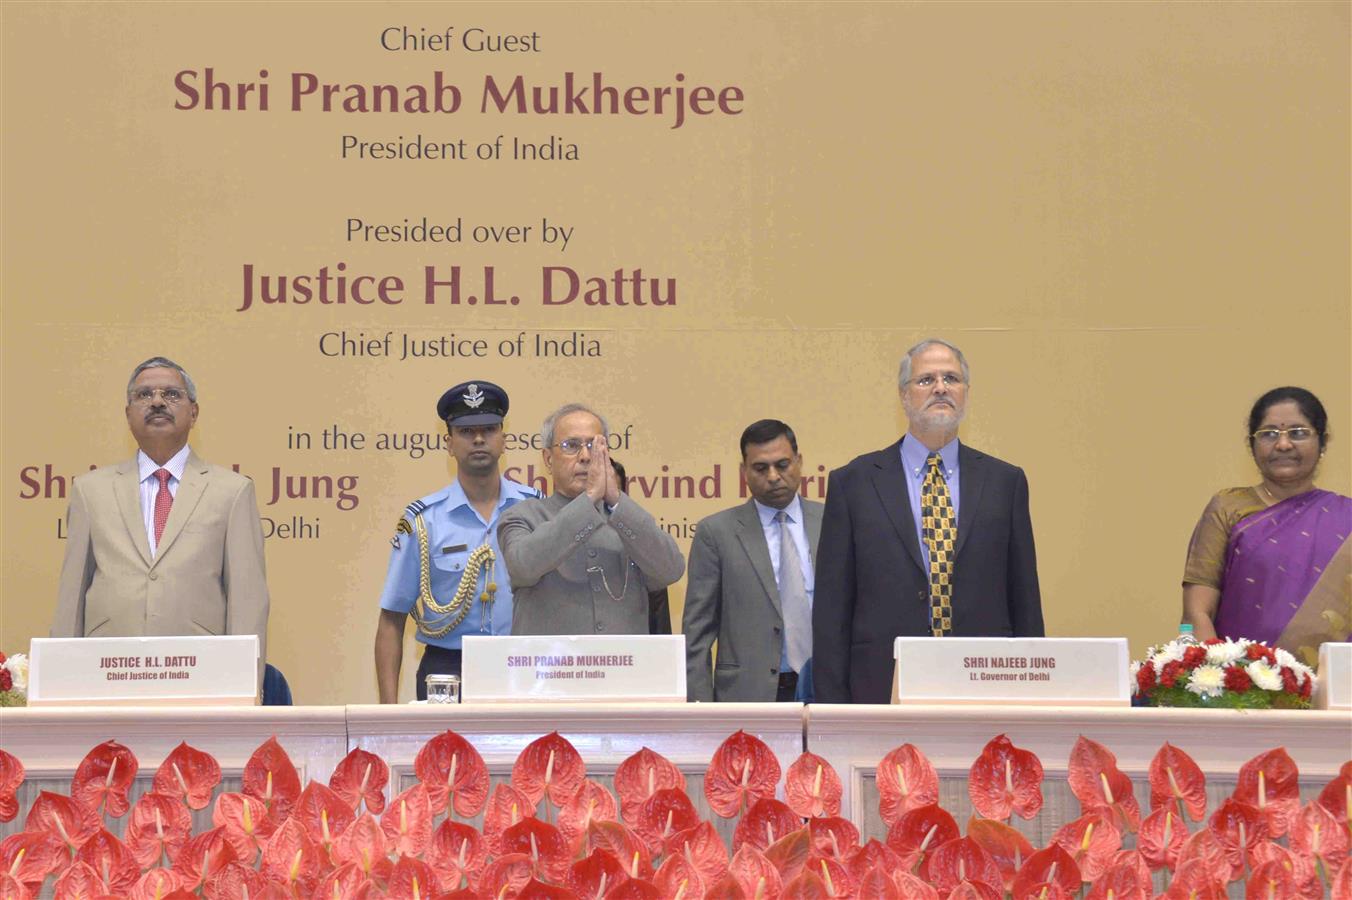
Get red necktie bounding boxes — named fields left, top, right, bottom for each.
left=153, top=468, right=173, bottom=550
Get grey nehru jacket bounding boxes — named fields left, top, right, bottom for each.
left=499, top=491, right=685, bottom=635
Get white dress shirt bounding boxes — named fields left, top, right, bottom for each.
left=137, top=444, right=190, bottom=557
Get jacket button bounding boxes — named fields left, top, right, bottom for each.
left=773, top=627, right=781, bottom=634
left=596, top=623, right=606, bottom=632
left=592, top=584, right=601, bottom=592
left=149, top=573, right=158, bottom=581
left=588, top=549, right=597, bottom=557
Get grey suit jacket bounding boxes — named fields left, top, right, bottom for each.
left=500, top=491, right=685, bottom=635
left=682, top=498, right=824, bottom=702
left=51, top=451, right=271, bottom=687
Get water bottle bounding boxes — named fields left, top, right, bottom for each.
left=1176, top=622, right=1199, bottom=645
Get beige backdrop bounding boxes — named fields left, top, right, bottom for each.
left=2, top=2, right=1348, bottom=706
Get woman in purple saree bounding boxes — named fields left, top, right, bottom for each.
left=1183, top=387, right=1351, bottom=665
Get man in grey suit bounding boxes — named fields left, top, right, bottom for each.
left=683, top=420, right=823, bottom=702
left=499, top=403, right=685, bottom=635
left=51, top=357, right=270, bottom=687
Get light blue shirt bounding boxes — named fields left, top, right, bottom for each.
left=753, top=494, right=814, bottom=673
left=380, top=476, right=540, bottom=648
left=137, top=444, right=190, bottom=557
left=900, top=435, right=961, bottom=574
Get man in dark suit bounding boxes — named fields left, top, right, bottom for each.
left=813, top=340, right=1043, bottom=704
left=683, top=420, right=824, bottom=702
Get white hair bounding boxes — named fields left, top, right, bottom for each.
left=127, top=356, right=198, bottom=401
left=898, top=338, right=970, bottom=387
left=542, top=402, right=610, bottom=447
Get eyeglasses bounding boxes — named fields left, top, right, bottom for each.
left=1251, top=427, right=1316, bottom=444
left=129, top=387, right=189, bottom=406
left=553, top=438, right=601, bottom=456
left=909, top=373, right=965, bottom=388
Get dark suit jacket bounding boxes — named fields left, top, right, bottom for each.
left=683, top=498, right=824, bottom=702
left=813, top=439, right=1043, bottom=704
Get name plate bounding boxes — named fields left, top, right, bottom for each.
left=1315, top=642, right=1351, bottom=710
left=462, top=635, right=685, bottom=702
left=29, top=636, right=259, bottom=707
left=892, top=637, right=1129, bottom=706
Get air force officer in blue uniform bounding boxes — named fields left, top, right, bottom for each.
left=374, top=381, right=541, bottom=702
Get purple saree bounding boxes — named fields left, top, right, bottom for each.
left=1214, top=488, right=1352, bottom=653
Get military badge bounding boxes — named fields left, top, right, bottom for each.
left=463, top=383, right=485, bottom=408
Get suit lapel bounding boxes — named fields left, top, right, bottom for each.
left=803, top=501, right=823, bottom=566
left=869, top=442, right=926, bottom=575
left=954, top=443, right=986, bottom=558
left=151, top=452, right=209, bottom=568
left=115, top=458, right=154, bottom=567
left=734, top=501, right=781, bottom=614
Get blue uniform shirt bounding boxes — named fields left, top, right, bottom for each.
left=379, top=476, right=541, bottom=649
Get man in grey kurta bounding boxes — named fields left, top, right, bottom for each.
left=499, top=403, right=685, bottom=635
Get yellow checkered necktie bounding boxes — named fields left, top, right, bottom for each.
left=921, top=452, right=956, bottom=636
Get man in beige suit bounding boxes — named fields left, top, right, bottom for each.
left=51, top=357, right=270, bottom=687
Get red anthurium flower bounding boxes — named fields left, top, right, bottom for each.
left=885, top=803, right=960, bottom=873
left=965, top=817, right=1034, bottom=890
left=1332, top=857, right=1352, bottom=898
left=426, top=819, right=488, bottom=894
left=259, top=815, right=325, bottom=897
left=333, top=813, right=388, bottom=876
left=942, top=883, right=1001, bottom=900
left=921, top=837, right=1002, bottom=896
left=1050, top=811, right=1121, bottom=882
left=661, top=821, right=726, bottom=886
left=203, top=860, right=270, bottom=899
left=312, top=861, right=375, bottom=900
left=728, top=843, right=782, bottom=900
left=567, top=848, right=628, bottom=900
left=891, top=870, right=941, bottom=899
left=1317, top=773, right=1351, bottom=841
left=762, top=827, right=812, bottom=883
left=293, top=779, right=356, bottom=856
left=1148, top=742, right=1208, bottom=822
left=876, top=744, right=940, bottom=827
left=698, top=872, right=748, bottom=900
left=805, top=855, right=854, bottom=897
left=384, top=854, right=439, bottom=900
left=24, top=791, right=99, bottom=856
left=806, top=817, right=860, bottom=862
left=1208, top=797, right=1267, bottom=871
left=1246, top=857, right=1299, bottom=900
left=124, top=792, right=193, bottom=869
left=1082, top=854, right=1151, bottom=900
left=502, top=818, right=573, bottom=883
left=704, top=731, right=781, bottom=819
left=513, top=732, right=587, bottom=811
left=170, top=827, right=237, bottom=891
left=484, top=783, right=538, bottom=857
left=652, top=853, right=705, bottom=900
left=126, top=867, right=186, bottom=900
left=1233, top=748, right=1301, bottom=838
left=1010, top=882, right=1072, bottom=900
left=732, top=798, right=802, bottom=853
left=329, top=748, right=389, bottom=815
left=967, top=734, right=1044, bottom=822
left=0, top=750, right=24, bottom=824
left=783, top=752, right=842, bottom=819
left=70, top=741, right=139, bottom=819
left=0, top=872, right=30, bottom=900
left=51, top=860, right=102, bottom=900
left=151, top=742, right=221, bottom=811
left=0, top=832, right=64, bottom=896
left=614, top=748, right=686, bottom=826
left=587, top=820, right=654, bottom=881
left=1010, top=844, right=1081, bottom=898
left=212, top=792, right=272, bottom=864
left=560, top=780, right=620, bottom=855
left=1175, top=828, right=1235, bottom=885
left=381, top=783, right=434, bottom=859
left=844, top=839, right=901, bottom=883
left=780, top=867, right=829, bottom=899
left=1248, top=841, right=1321, bottom=899
left=635, top=788, right=700, bottom=856
left=1067, top=736, right=1140, bottom=832
left=480, top=852, right=537, bottom=898
left=514, top=877, right=582, bottom=899
left=241, top=737, right=302, bottom=826
left=414, top=730, right=490, bottom=819
left=854, top=866, right=902, bottom=900
left=1159, top=859, right=1228, bottom=900
left=1290, top=798, right=1350, bottom=867
left=603, top=879, right=663, bottom=900
left=1137, top=805, right=1188, bottom=871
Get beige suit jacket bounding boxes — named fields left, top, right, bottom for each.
left=51, top=451, right=270, bottom=687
